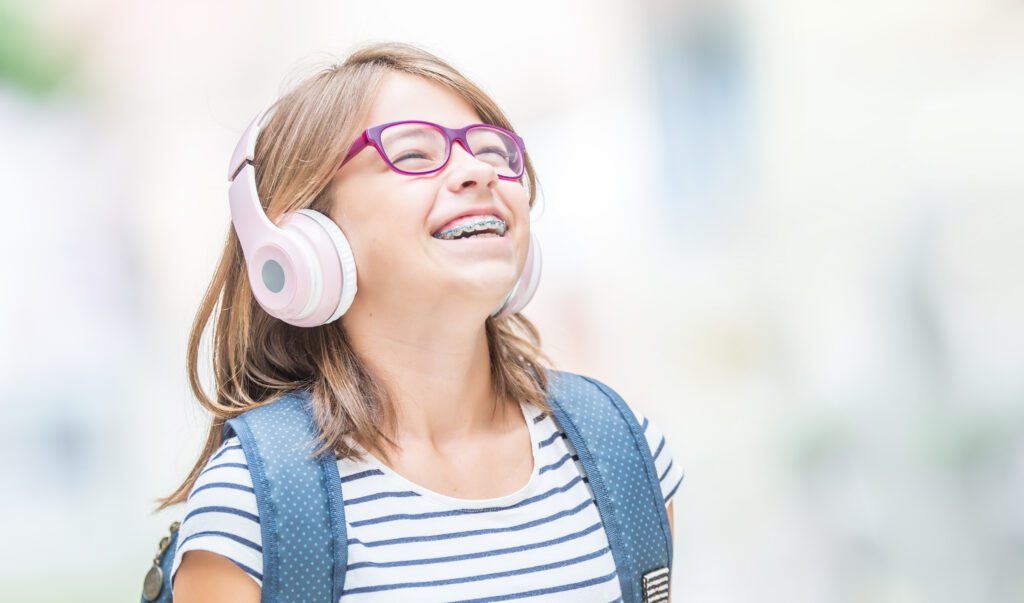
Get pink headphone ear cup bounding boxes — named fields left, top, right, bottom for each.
left=273, top=209, right=357, bottom=327
left=244, top=214, right=322, bottom=325
left=294, top=208, right=357, bottom=323
left=491, top=231, right=542, bottom=319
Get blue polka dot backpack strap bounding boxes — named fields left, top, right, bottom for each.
left=221, top=388, right=348, bottom=602
left=139, top=388, right=347, bottom=603
left=544, top=368, right=674, bottom=603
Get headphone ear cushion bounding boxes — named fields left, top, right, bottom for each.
left=294, top=208, right=358, bottom=324
left=274, top=210, right=356, bottom=327
left=492, top=232, right=542, bottom=319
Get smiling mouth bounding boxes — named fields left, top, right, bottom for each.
left=432, top=229, right=510, bottom=242
left=432, top=218, right=509, bottom=241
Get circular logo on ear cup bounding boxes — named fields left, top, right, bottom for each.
left=262, top=259, right=286, bottom=293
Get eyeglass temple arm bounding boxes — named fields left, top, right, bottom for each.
left=338, top=131, right=371, bottom=169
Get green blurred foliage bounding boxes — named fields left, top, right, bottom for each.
left=0, top=1, right=82, bottom=99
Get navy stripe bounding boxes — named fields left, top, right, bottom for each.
left=346, top=521, right=603, bottom=570
left=228, top=558, right=263, bottom=581
left=538, top=429, right=566, bottom=448
left=188, top=481, right=255, bottom=501
left=198, top=462, right=248, bottom=477
left=348, top=497, right=594, bottom=547
left=183, top=505, right=260, bottom=524
left=449, top=568, right=619, bottom=603
left=350, top=475, right=584, bottom=527
left=179, top=529, right=262, bottom=553
left=658, top=458, right=674, bottom=483
left=342, top=545, right=611, bottom=595
left=345, top=490, right=421, bottom=506
left=341, top=468, right=385, bottom=483
left=652, top=435, right=666, bottom=463
left=641, top=416, right=649, bottom=432
left=538, top=452, right=576, bottom=475
left=210, top=443, right=242, bottom=463
left=532, top=413, right=547, bottom=424
left=664, top=472, right=684, bottom=503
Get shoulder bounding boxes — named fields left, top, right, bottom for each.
left=631, top=407, right=686, bottom=505
left=545, top=368, right=643, bottom=424
left=170, top=436, right=264, bottom=593
left=544, top=368, right=631, bottom=410
left=222, top=389, right=321, bottom=460
left=227, top=388, right=314, bottom=429
left=548, top=369, right=686, bottom=505
left=170, top=390, right=322, bottom=595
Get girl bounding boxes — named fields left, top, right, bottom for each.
left=155, top=41, right=684, bottom=602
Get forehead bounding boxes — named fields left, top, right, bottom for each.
left=362, top=71, right=483, bottom=130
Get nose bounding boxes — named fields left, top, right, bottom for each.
left=445, top=139, right=498, bottom=190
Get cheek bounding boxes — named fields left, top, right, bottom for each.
left=510, top=185, right=532, bottom=216
left=358, top=217, right=426, bottom=264
left=332, top=181, right=433, bottom=251
left=504, top=183, right=531, bottom=226
left=504, top=188, right=532, bottom=270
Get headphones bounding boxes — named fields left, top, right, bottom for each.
left=227, top=102, right=543, bottom=327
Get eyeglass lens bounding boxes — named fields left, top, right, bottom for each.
left=379, top=123, right=523, bottom=177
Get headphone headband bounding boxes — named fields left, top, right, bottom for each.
left=228, top=102, right=277, bottom=182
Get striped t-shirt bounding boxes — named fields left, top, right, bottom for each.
left=170, top=400, right=685, bottom=601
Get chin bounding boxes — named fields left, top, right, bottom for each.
left=441, top=267, right=517, bottom=296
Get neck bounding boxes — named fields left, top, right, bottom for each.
left=341, top=294, right=509, bottom=451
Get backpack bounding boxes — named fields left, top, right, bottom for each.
left=141, top=368, right=674, bottom=602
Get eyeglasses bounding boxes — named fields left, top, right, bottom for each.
left=338, top=120, right=526, bottom=180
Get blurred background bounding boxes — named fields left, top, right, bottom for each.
left=1, top=0, right=1022, bottom=601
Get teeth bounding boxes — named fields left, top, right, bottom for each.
left=433, top=217, right=507, bottom=240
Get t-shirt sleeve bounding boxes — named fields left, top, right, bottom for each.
left=633, top=411, right=685, bottom=506
left=169, top=435, right=264, bottom=593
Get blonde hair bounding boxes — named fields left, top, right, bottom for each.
left=154, top=41, right=555, bottom=512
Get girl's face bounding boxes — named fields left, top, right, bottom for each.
left=328, top=72, right=530, bottom=319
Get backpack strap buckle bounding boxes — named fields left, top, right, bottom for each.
left=141, top=520, right=181, bottom=601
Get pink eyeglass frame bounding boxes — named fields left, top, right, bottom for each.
left=337, top=120, right=526, bottom=181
